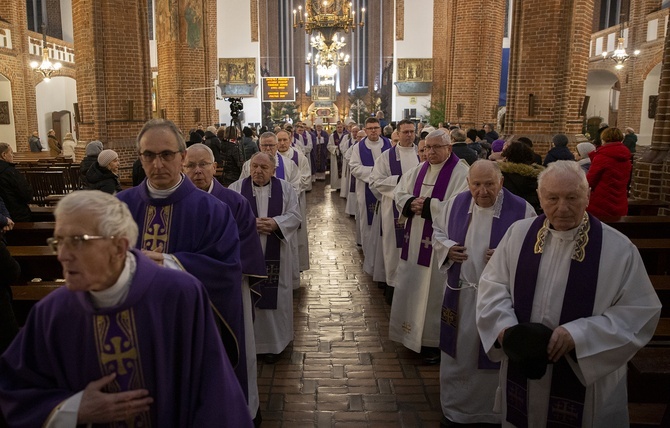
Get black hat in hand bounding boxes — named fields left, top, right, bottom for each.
left=503, top=322, right=553, bottom=380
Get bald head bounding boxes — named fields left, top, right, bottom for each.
left=467, top=160, right=504, bottom=208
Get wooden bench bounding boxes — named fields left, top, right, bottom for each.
left=11, top=281, right=62, bottom=301
left=6, top=222, right=55, bottom=246
left=29, top=206, right=55, bottom=222
left=628, top=199, right=670, bottom=216
left=8, top=245, right=62, bottom=282
left=631, top=238, right=670, bottom=276
left=603, top=216, right=670, bottom=239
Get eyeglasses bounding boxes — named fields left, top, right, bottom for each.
left=47, top=235, right=115, bottom=252
left=139, top=150, right=181, bottom=162
left=184, top=161, right=213, bottom=170
left=260, top=144, right=277, bottom=148
left=365, top=126, right=381, bottom=131
left=424, top=144, right=449, bottom=151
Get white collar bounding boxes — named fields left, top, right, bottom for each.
left=89, top=251, right=136, bottom=309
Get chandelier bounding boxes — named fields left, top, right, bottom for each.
left=30, top=25, right=62, bottom=81
left=294, top=1, right=365, bottom=46
left=601, top=24, right=640, bottom=70
left=306, top=33, right=350, bottom=85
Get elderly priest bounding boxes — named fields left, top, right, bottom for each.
left=0, top=191, right=251, bottom=427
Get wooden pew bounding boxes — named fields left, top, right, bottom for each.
left=603, top=216, right=670, bottom=239
left=29, top=206, right=55, bottom=222
left=628, top=199, right=670, bottom=216
left=11, top=282, right=62, bottom=301
left=8, top=246, right=62, bottom=282
left=631, top=238, right=670, bottom=276
left=6, top=222, right=55, bottom=246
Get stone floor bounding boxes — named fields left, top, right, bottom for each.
left=257, top=180, right=443, bottom=427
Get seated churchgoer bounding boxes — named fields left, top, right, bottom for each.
left=85, top=149, right=122, bottom=194
left=499, top=141, right=545, bottom=214
left=0, top=191, right=252, bottom=427
left=61, top=133, right=77, bottom=162
left=229, top=152, right=302, bottom=364
left=79, top=141, right=104, bottom=189
left=575, top=142, right=596, bottom=173
left=543, top=133, right=575, bottom=166
left=0, top=143, right=33, bottom=222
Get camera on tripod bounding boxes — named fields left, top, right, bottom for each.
left=226, top=98, right=244, bottom=118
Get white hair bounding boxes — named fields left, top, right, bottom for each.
left=426, top=129, right=451, bottom=145
left=55, top=191, right=139, bottom=245
left=186, top=143, right=215, bottom=162
left=537, top=160, right=588, bottom=195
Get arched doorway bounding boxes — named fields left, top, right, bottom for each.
left=35, top=75, right=78, bottom=143
left=0, top=74, right=17, bottom=150
left=640, top=63, right=661, bottom=146
left=585, top=69, right=620, bottom=130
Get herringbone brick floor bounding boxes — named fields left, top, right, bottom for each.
left=257, top=180, right=443, bottom=427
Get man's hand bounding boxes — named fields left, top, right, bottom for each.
left=2, top=218, right=14, bottom=232
left=256, top=217, right=278, bottom=235
left=485, top=249, right=495, bottom=263
left=547, top=326, right=575, bottom=362
left=410, top=197, right=426, bottom=215
left=448, top=245, right=468, bottom=263
left=141, top=243, right=164, bottom=266
left=77, top=373, right=153, bottom=424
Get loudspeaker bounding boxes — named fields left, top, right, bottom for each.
left=73, top=103, right=81, bottom=124
left=528, top=94, right=535, bottom=117
left=127, top=100, right=134, bottom=121
left=580, top=96, right=590, bottom=117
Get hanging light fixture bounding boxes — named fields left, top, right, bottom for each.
left=30, top=24, right=62, bottom=81
left=601, top=23, right=640, bottom=70
left=294, top=1, right=365, bottom=46
left=306, top=33, right=350, bottom=85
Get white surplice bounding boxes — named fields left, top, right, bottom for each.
left=343, top=141, right=359, bottom=217
left=369, top=145, right=419, bottom=287
left=432, top=193, right=535, bottom=424
left=476, top=217, right=662, bottom=427
left=278, top=147, right=311, bottom=276
left=348, top=138, right=387, bottom=274
left=327, top=132, right=345, bottom=189
left=339, top=134, right=354, bottom=199
left=228, top=178, right=302, bottom=355
left=388, top=158, right=469, bottom=352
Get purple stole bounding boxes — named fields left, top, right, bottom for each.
left=333, top=131, right=344, bottom=178
left=275, top=153, right=286, bottom=180
left=388, top=146, right=418, bottom=248
left=400, top=154, right=460, bottom=267
left=240, top=176, right=283, bottom=310
left=507, top=214, right=602, bottom=428
left=349, top=142, right=358, bottom=193
left=440, top=189, right=527, bottom=369
left=289, top=149, right=299, bottom=166
left=359, top=137, right=391, bottom=225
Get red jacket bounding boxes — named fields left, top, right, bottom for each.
left=586, top=142, right=631, bottom=218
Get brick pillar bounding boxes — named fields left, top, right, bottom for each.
left=0, top=1, right=38, bottom=151
left=72, top=0, right=152, bottom=159
left=367, top=0, right=382, bottom=108
left=506, top=0, right=594, bottom=137
left=431, top=0, right=449, bottom=120
left=155, top=0, right=217, bottom=131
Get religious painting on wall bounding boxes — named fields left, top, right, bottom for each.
left=0, top=101, right=9, bottom=125
left=151, top=78, right=158, bottom=112
left=219, top=58, right=257, bottom=85
left=156, top=0, right=178, bottom=42
left=396, top=59, right=433, bottom=82
left=311, top=85, right=336, bottom=102
left=183, top=0, right=203, bottom=48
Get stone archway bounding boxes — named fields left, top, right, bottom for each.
left=0, top=73, right=16, bottom=150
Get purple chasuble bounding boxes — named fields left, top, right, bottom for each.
left=313, top=130, right=330, bottom=173
left=240, top=177, right=283, bottom=310
left=332, top=131, right=345, bottom=178
left=400, top=154, right=460, bottom=267
left=440, top=188, right=528, bottom=369
left=359, top=137, right=392, bottom=225
left=506, top=214, right=602, bottom=428
left=388, top=146, right=418, bottom=248
left=275, top=153, right=286, bottom=180
left=116, top=178, right=248, bottom=400
left=290, top=149, right=299, bottom=166
left=0, top=250, right=252, bottom=428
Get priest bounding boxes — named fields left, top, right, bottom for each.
left=0, top=191, right=252, bottom=427
left=348, top=117, right=391, bottom=275
left=116, top=119, right=248, bottom=402
left=369, top=119, right=420, bottom=290
left=326, top=121, right=347, bottom=190
left=183, top=143, right=266, bottom=422
left=229, top=153, right=302, bottom=363
left=339, top=123, right=358, bottom=199
left=476, top=161, right=661, bottom=427
left=312, top=120, right=330, bottom=181
left=389, top=129, right=469, bottom=363
left=432, top=160, right=535, bottom=426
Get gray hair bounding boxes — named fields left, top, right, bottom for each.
left=186, top=143, right=215, bottom=162
left=136, top=119, right=186, bottom=153
left=55, top=191, right=139, bottom=245
left=426, top=129, right=451, bottom=145
left=260, top=131, right=278, bottom=143
left=450, top=129, right=466, bottom=142
left=538, top=160, right=588, bottom=194
left=251, top=151, right=276, bottom=164
left=0, top=142, right=10, bottom=156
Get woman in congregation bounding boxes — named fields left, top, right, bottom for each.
left=61, top=132, right=77, bottom=162
left=85, top=149, right=122, bottom=195
left=498, top=141, right=544, bottom=214
left=586, top=127, right=632, bottom=219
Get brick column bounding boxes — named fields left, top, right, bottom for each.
left=506, top=0, right=593, bottom=137
left=72, top=0, right=152, bottom=161
left=155, top=0, right=217, bottom=131
left=0, top=1, right=37, bottom=151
